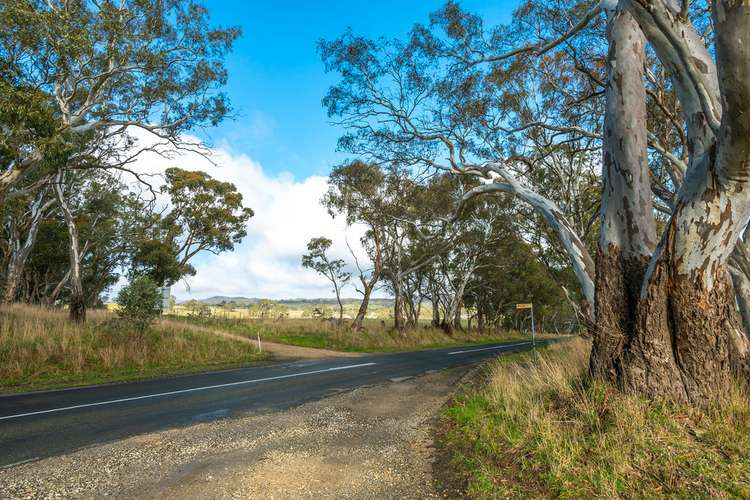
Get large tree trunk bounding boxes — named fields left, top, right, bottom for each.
left=619, top=227, right=747, bottom=403
left=590, top=5, right=656, bottom=380
left=351, top=232, right=383, bottom=330
left=390, top=273, right=407, bottom=331
left=352, top=280, right=375, bottom=330
left=54, top=172, right=86, bottom=323
left=590, top=0, right=750, bottom=403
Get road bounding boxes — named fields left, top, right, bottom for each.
left=0, top=340, right=538, bottom=468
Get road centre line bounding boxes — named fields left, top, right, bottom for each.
left=447, top=342, right=532, bottom=355
left=0, top=363, right=377, bottom=421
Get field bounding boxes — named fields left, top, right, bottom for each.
left=168, top=300, right=412, bottom=321
left=166, top=314, right=539, bottom=353
left=0, top=305, right=266, bottom=392
left=438, top=338, right=750, bottom=498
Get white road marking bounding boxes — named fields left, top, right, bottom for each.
left=0, top=457, right=38, bottom=469
left=447, top=342, right=532, bottom=355
left=0, top=363, right=377, bottom=421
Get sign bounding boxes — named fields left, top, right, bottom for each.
left=516, top=302, right=536, bottom=349
left=161, top=286, right=171, bottom=311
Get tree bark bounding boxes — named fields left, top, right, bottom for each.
left=391, top=275, right=406, bottom=331
left=2, top=188, right=53, bottom=303
left=590, top=5, right=656, bottom=381
left=53, top=172, right=86, bottom=323
left=352, top=281, right=374, bottom=330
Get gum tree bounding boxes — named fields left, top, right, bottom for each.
left=302, top=237, right=351, bottom=321
left=322, top=0, right=750, bottom=403
left=0, top=0, right=239, bottom=195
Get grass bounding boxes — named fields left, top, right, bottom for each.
left=438, top=337, right=750, bottom=498
left=0, top=304, right=266, bottom=392
left=165, top=314, right=540, bottom=352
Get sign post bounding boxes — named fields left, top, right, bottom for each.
left=516, top=303, right=535, bottom=349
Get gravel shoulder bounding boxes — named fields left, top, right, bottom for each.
left=0, top=367, right=470, bottom=499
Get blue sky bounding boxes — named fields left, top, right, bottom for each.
left=139, top=1, right=518, bottom=300
left=200, top=0, right=515, bottom=179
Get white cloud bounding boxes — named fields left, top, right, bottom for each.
left=125, top=130, right=371, bottom=301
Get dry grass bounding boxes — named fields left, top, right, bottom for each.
left=167, top=315, right=537, bottom=352
left=440, top=338, right=750, bottom=498
left=0, top=304, right=265, bottom=391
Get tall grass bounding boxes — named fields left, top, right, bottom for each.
left=441, top=338, right=750, bottom=498
left=167, top=315, right=536, bottom=352
left=0, top=304, right=264, bottom=391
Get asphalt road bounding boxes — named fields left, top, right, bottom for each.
left=0, top=340, right=539, bottom=468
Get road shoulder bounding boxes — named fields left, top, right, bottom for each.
left=0, top=366, right=472, bottom=499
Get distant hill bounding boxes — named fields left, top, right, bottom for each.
left=182, top=296, right=259, bottom=306
left=180, top=296, right=394, bottom=307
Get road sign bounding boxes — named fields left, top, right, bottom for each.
left=516, top=303, right=536, bottom=349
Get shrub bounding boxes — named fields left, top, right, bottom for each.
left=116, top=276, right=162, bottom=338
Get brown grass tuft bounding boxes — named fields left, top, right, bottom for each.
left=439, top=337, right=750, bottom=498
left=0, top=304, right=265, bottom=391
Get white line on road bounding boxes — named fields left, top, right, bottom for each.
left=0, top=363, right=377, bottom=421
left=447, top=342, right=532, bottom=355
left=0, top=457, right=39, bottom=469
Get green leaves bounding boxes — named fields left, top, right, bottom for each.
left=115, top=275, right=162, bottom=336
left=160, top=167, right=253, bottom=266
left=302, top=237, right=351, bottom=289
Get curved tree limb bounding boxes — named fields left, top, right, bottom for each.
left=457, top=165, right=595, bottom=314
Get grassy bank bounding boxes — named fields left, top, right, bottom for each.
left=439, top=338, right=750, bottom=498
left=166, top=315, right=537, bottom=352
left=0, top=305, right=266, bottom=392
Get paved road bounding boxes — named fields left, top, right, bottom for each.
left=0, top=340, right=539, bottom=468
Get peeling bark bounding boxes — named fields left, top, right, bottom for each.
left=620, top=242, right=740, bottom=403
left=591, top=5, right=656, bottom=380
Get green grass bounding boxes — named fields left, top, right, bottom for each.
left=0, top=305, right=267, bottom=393
left=165, top=314, right=540, bottom=353
left=438, top=338, right=750, bottom=498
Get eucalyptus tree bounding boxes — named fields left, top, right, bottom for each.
left=12, top=169, right=145, bottom=309
left=160, top=168, right=254, bottom=273
left=324, top=161, right=386, bottom=329
left=302, top=237, right=351, bottom=321
left=322, top=0, right=750, bottom=403
left=0, top=0, right=239, bottom=196
left=0, top=175, right=56, bottom=303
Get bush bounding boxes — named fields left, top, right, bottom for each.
left=116, top=276, right=162, bottom=337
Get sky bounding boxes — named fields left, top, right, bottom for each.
left=139, top=1, right=517, bottom=301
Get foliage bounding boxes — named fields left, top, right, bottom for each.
left=0, top=0, right=240, bottom=191
left=0, top=0, right=245, bottom=322
left=301, top=237, right=351, bottom=319
left=160, top=168, right=254, bottom=270
left=185, top=299, right=214, bottom=319
left=130, top=239, right=191, bottom=287
left=115, top=276, right=162, bottom=337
